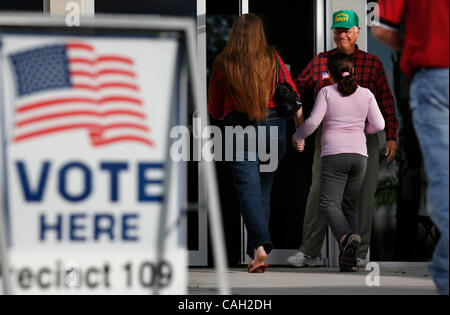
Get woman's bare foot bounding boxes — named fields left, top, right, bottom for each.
left=247, top=259, right=254, bottom=271
left=248, top=246, right=267, bottom=272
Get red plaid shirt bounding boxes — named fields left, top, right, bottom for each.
left=295, top=46, right=398, bottom=141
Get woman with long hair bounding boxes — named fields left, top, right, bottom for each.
left=292, top=53, right=385, bottom=271
left=208, top=13, right=303, bottom=272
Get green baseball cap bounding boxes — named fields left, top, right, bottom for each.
left=331, top=10, right=359, bottom=29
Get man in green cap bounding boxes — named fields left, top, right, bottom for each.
left=288, top=10, right=398, bottom=270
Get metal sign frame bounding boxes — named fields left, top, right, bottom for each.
left=0, top=13, right=229, bottom=295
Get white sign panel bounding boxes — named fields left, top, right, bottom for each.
left=0, top=34, right=186, bottom=294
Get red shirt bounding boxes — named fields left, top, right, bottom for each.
left=378, top=0, right=449, bottom=78
left=208, top=53, right=299, bottom=120
left=295, top=46, right=398, bottom=141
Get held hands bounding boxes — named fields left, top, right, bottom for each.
left=293, top=109, right=305, bottom=153
left=292, top=135, right=305, bottom=152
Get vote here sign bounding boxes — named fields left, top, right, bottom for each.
left=0, top=34, right=186, bottom=294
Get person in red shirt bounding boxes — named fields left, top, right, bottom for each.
left=208, top=13, right=302, bottom=272
left=287, top=10, right=399, bottom=269
left=372, top=0, right=449, bottom=295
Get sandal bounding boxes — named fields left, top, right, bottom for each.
left=248, top=264, right=269, bottom=273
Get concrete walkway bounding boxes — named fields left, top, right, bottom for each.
left=188, top=264, right=437, bottom=295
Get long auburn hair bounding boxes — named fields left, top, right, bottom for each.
left=212, top=13, right=276, bottom=121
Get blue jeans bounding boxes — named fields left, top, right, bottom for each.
left=410, top=68, right=449, bottom=295
left=225, top=109, right=286, bottom=259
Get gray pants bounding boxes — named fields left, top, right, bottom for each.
left=300, top=126, right=380, bottom=259
left=320, top=154, right=367, bottom=243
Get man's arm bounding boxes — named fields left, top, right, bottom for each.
left=371, top=26, right=404, bottom=51
left=374, top=56, right=399, bottom=163
left=372, top=0, right=406, bottom=51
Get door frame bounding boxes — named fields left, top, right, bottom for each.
left=188, top=0, right=209, bottom=266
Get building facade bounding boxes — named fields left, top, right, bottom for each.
left=0, top=0, right=436, bottom=267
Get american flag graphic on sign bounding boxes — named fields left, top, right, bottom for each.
left=9, top=41, right=153, bottom=147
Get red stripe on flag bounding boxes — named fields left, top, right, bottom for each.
left=97, top=56, right=133, bottom=65
left=17, top=96, right=143, bottom=113
left=70, top=69, right=136, bottom=78
left=14, top=123, right=97, bottom=142
left=73, top=82, right=139, bottom=91
left=102, top=123, right=150, bottom=132
left=66, top=42, right=94, bottom=51
left=68, top=56, right=134, bottom=66
left=16, top=110, right=146, bottom=127
left=14, top=124, right=152, bottom=144
left=92, top=136, right=154, bottom=147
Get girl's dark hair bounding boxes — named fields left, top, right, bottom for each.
left=327, top=53, right=358, bottom=96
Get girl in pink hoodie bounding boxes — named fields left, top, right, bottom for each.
left=293, top=53, right=385, bottom=271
